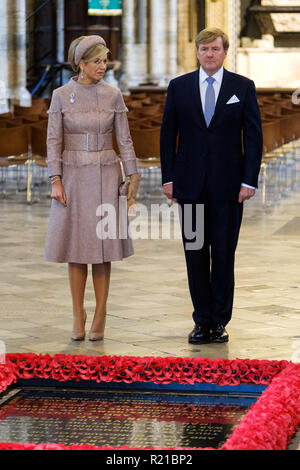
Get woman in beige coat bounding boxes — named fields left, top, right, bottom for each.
left=44, top=35, right=140, bottom=342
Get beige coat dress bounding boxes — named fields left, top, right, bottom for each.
left=44, top=77, right=138, bottom=264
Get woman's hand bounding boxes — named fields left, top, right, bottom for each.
left=51, top=179, right=67, bottom=206
left=127, top=173, right=141, bottom=210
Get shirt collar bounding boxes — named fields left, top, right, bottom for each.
left=199, top=66, right=224, bottom=84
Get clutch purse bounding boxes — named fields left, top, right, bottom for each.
left=119, top=180, right=130, bottom=196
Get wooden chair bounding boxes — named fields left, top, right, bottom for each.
left=0, top=125, right=29, bottom=160
left=14, top=106, right=41, bottom=116
left=130, top=117, right=162, bottom=130
left=0, top=126, right=29, bottom=196
left=130, top=92, right=148, bottom=100
left=29, top=124, right=49, bottom=202
left=137, top=103, right=161, bottom=117
left=262, top=110, right=292, bottom=146
left=130, top=127, right=160, bottom=159
left=281, top=107, right=300, bottom=140
left=130, top=127, right=161, bottom=198
left=139, top=97, right=152, bottom=105
left=38, top=110, right=49, bottom=120
left=5, top=118, right=24, bottom=127
left=127, top=100, right=144, bottom=110
left=0, top=113, right=13, bottom=121
left=260, top=103, right=281, bottom=115
left=129, top=118, right=153, bottom=130
left=146, top=118, right=162, bottom=128
left=22, top=115, right=41, bottom=123
left=148, top=94, right=166, bottom=104
left=262, top=119, right=282, bottom=153
left=14, top=98, right=49, bottom=116
left=30, top=125, right=47, bottom=157
left=282, top=101, right=300, bottom=112
left=128, top=108, right=146, bottom=121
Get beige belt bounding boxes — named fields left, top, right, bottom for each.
left=64, top=133, right=113, bottom=152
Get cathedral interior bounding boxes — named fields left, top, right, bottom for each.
left=0, top=0, right=300, bottom=452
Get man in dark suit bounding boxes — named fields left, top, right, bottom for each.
left=160, top=27, right=263, bottom=344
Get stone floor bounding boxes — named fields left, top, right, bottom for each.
left=1, top=169, right=300, bottom=449
left=1, top=180, right=300, bottom=363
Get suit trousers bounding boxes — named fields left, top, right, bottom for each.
left=178, top=196, right=243, bottom=327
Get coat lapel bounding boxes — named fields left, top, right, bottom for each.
left=209, top=69, right=232, bottom=129
left=191, top=70, right=207, bottom=129
left=190, top=68, right=235, bottom=129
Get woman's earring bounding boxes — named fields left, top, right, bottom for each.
left=80, top=70, right=84, bottom=79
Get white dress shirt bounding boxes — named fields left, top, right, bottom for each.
left=199, top=66, right=223, bottom=113
left=164, top=66, right=255, bottom=190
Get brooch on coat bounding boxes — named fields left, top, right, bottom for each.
left=69, top=92, right=75, bottom=104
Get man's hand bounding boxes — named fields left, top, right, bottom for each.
left=163, top=183, right=177, bottom=202
left=238, top=185, right=255, bottom=203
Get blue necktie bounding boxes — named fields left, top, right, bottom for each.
left=204, top=76, right=216, bottom=127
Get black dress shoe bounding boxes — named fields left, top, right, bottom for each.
left=188, top=325, right=212, bottom=344
left=211, top=325, right=229, bottom=343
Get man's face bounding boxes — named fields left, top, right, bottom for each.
left=196, top=37, right=228, bottom=76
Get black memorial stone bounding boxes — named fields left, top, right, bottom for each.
left=0, top=388, right=258, bottom=449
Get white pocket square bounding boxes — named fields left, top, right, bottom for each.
left=226, top=95, right=240, bottom=104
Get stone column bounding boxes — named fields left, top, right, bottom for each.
left=148, top=0, right=178, bottom=84
left=121, top=0, right=135, bottom=90
left=0, top=1, right=9, bottom=112
left=56, top=0, right=64, bottom=64
left=166, top=0, right=178, bottom=80
left=56, top=0, right=70, bottom=85
left=137, top=0, right=147, bottom=44
left=7, top=0, right=31, bottom=106
left=226, top=0, right=241, bottom=72
left=148, top=0, right=168, bottom=84
left=121, top=0, right=148, bottom=90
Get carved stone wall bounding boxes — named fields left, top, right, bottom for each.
left=238, top=0, right=300, bottom=87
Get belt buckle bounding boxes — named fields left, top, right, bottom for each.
left=86, top=134, right=99, bottom=151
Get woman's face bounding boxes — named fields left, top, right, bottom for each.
left=80, top=56, right=107, bottom=83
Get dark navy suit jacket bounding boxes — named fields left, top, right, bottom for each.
left=160, top=69, right=263, bottom=201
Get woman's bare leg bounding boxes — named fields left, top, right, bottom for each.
left=68, top=263, right=88, bottom=340
left=89, top=262, right=111, bottom=340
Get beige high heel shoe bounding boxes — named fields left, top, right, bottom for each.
left=88, top=331, right=104, bottom=342
left=71, top=310, right=87, bottom=341
left=88, top=312, right=106, bottom=341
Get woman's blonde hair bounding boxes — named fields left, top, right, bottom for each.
left=68, top=36, right=110, bottom=73
left=195, top=27, right=229, bottom=51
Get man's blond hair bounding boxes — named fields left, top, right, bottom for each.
left=195, top=27, right=229, bottom=51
